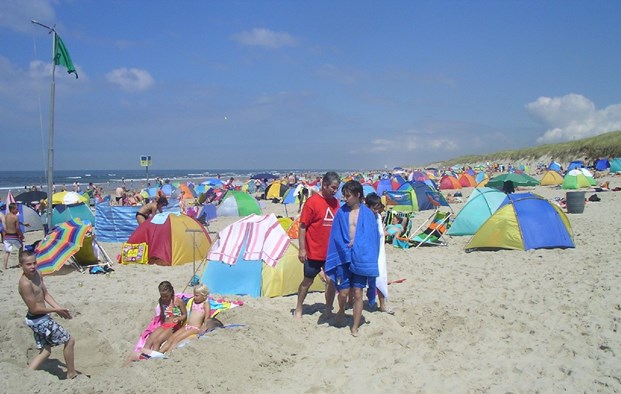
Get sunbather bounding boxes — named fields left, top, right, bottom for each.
left=141, top=281, right=187, bottom=355
left=159, top=284, right=222, bottom=354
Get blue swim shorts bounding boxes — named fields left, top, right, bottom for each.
left=333, top=263, right=368, bottom=291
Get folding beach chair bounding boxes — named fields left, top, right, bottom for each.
left=383, top=209, right=415, bottom=244
left=393, top=210, right=452, bottom=249
left=70, top=231, right=114, bottom=273
left=408, top=210, right=452, bottom=248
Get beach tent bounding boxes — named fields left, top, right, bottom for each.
left=51, top=202, right=95, bottom=229
left=395, top=181, right=437, bottom=211
left=160, top=183, right=176, bottom=196
left=465, top=193, right=574, bottom=251
left=458, top=173, right=476, bottom=187
left=548, top=161, right=562, bottom=172
left=20, top=204, right=44, bottom=232
left=202, top=214, right=323, bottom=297
left=217, top=190, right=262, bottom=217
left=567, top=160, right=584, bottom=172
left=447, top=188, right=506, bottom=236
left=374, top=178, right=399, bottom=196
left=610, top=158, right=621, bottom=173
left=0, top=204, right=44, bottom=234
left=475, top=172, right=488, bottom=184
left=125, top=212, right=211, bottom=266
left=438, top=175, right=462, bottom=190
left=562, top=169, right=592, bottom=190
left=577, top=168, right=597, bottom=186
left=594, top=159, right=610, bottom=171
left=540, top=170, right=564, bottom=186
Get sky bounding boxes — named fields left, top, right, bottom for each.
left=1, top=0, right=620, bottom=172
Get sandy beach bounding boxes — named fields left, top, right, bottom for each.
left=1, top=174, right=619, bottom=393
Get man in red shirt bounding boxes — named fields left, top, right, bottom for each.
left=294, top=171, right=341, bottom=319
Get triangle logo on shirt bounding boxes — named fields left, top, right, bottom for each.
left=322, top=208, right=335, bottom=226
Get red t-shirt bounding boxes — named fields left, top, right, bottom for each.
left=300, top=192, right=340, bottom=261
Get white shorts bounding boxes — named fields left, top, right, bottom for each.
left=3, top=239, right=22, bottom=253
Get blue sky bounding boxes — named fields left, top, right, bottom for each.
left=1, top=0, right=620, bottom=171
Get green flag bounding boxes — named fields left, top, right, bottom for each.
left=54, top=32, right=78, bottom=79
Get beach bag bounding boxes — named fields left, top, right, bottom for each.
left=121, top=242, right=149, bottom=264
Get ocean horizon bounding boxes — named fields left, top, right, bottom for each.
left=0, top=168, right=353, bottom=192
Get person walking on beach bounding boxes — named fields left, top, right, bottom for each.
left=325, top=180, right=380, bottom=337
left=294, top=171, right=341, bottom=319
left=18, top=251, right=78, bottom=379
left=3, top=203, right=24, bottom=271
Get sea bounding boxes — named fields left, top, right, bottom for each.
left=0, top=169, right=333, bottom=193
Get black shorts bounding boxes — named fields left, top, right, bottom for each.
left=304, top=259, right=325, bottom=279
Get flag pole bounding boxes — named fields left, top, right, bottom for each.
left=32, top=20, right=57, bottom=233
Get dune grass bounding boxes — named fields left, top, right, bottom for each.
left=427, top=130, right=621, bottom=167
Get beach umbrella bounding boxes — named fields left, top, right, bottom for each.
left=15, top=190, right=47, bottom=204
left=52, top=191, right=88, bottom=205
left=35, top=218, right=91, bottom=275
left=486, top=173, right=539, bottom=188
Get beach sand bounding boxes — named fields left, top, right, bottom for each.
left=0, top=175, right=619, bottom=393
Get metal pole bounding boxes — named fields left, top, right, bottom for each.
left=32, top=21, right=57, bottom=234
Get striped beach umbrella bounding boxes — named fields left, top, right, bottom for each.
left=35, top=218, right=91, bottom=275
left=52, top=191, right=88, bottom=205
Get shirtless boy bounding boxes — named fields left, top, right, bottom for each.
left=18, top=251, right=77, bottom=379
left=3, top=203, right=24, bottom=270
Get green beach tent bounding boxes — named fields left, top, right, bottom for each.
left=562, top=169, right=591, bottom=190
left=216, top=190, right=262, bottom=217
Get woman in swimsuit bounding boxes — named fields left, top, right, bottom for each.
left=141, top=281, right=186, bottom=354
left=135, top=196, right=168, bottom=224
left=160, top=284, right=222, bottom=354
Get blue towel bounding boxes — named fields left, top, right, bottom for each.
left=325, top=204, right=380, bottom=277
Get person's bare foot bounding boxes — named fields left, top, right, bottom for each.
left=293, top=308, right=303, bottom=320
left=350, top=328, right=359, bottom=337
left=66, top=371, right=78, bottom=380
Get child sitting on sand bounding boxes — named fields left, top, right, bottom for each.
left=159, top=284, right=223, bottom=354
left=141, top=281, right=187, bottom=355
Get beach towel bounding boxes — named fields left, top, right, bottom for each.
left=133, top=294, right=243, bottom=353
left=325, top=204, right=380, bottom=277
left=208, top=214, right=290, bottom=267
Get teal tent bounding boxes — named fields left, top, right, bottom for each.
left=447, top=188, right=506, bottom=236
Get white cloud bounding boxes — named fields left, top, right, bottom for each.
left=231, top=28, right=297, bottom=49
left=106, top=68, right=154, bottom=91
left=526, top=93, right=621, bottom=143
left=369, top=131, right=458, bottom=154
left=0, top=0, right=55, bottom=33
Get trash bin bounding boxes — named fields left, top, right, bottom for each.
left=566, top=191, right=586, bottom=213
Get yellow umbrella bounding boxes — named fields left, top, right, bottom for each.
left=52, top=191, right=89, bottom=205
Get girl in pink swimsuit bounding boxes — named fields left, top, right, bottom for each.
left=160, top=284, right=220, bottom=354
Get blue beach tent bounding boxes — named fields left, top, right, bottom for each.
left=594, top=159, right=610, bottom=171
left=567, top=160, right=584, bottom=172
left=465, top=193, right=574, bottom=251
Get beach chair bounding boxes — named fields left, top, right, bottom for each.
left=383, top=209, right=415, bottom=244
left=70, top=231, right=114, bottom=273
left=393, top=210, right=452, bottom=249
left=409, top=210, right=452, bottom=248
